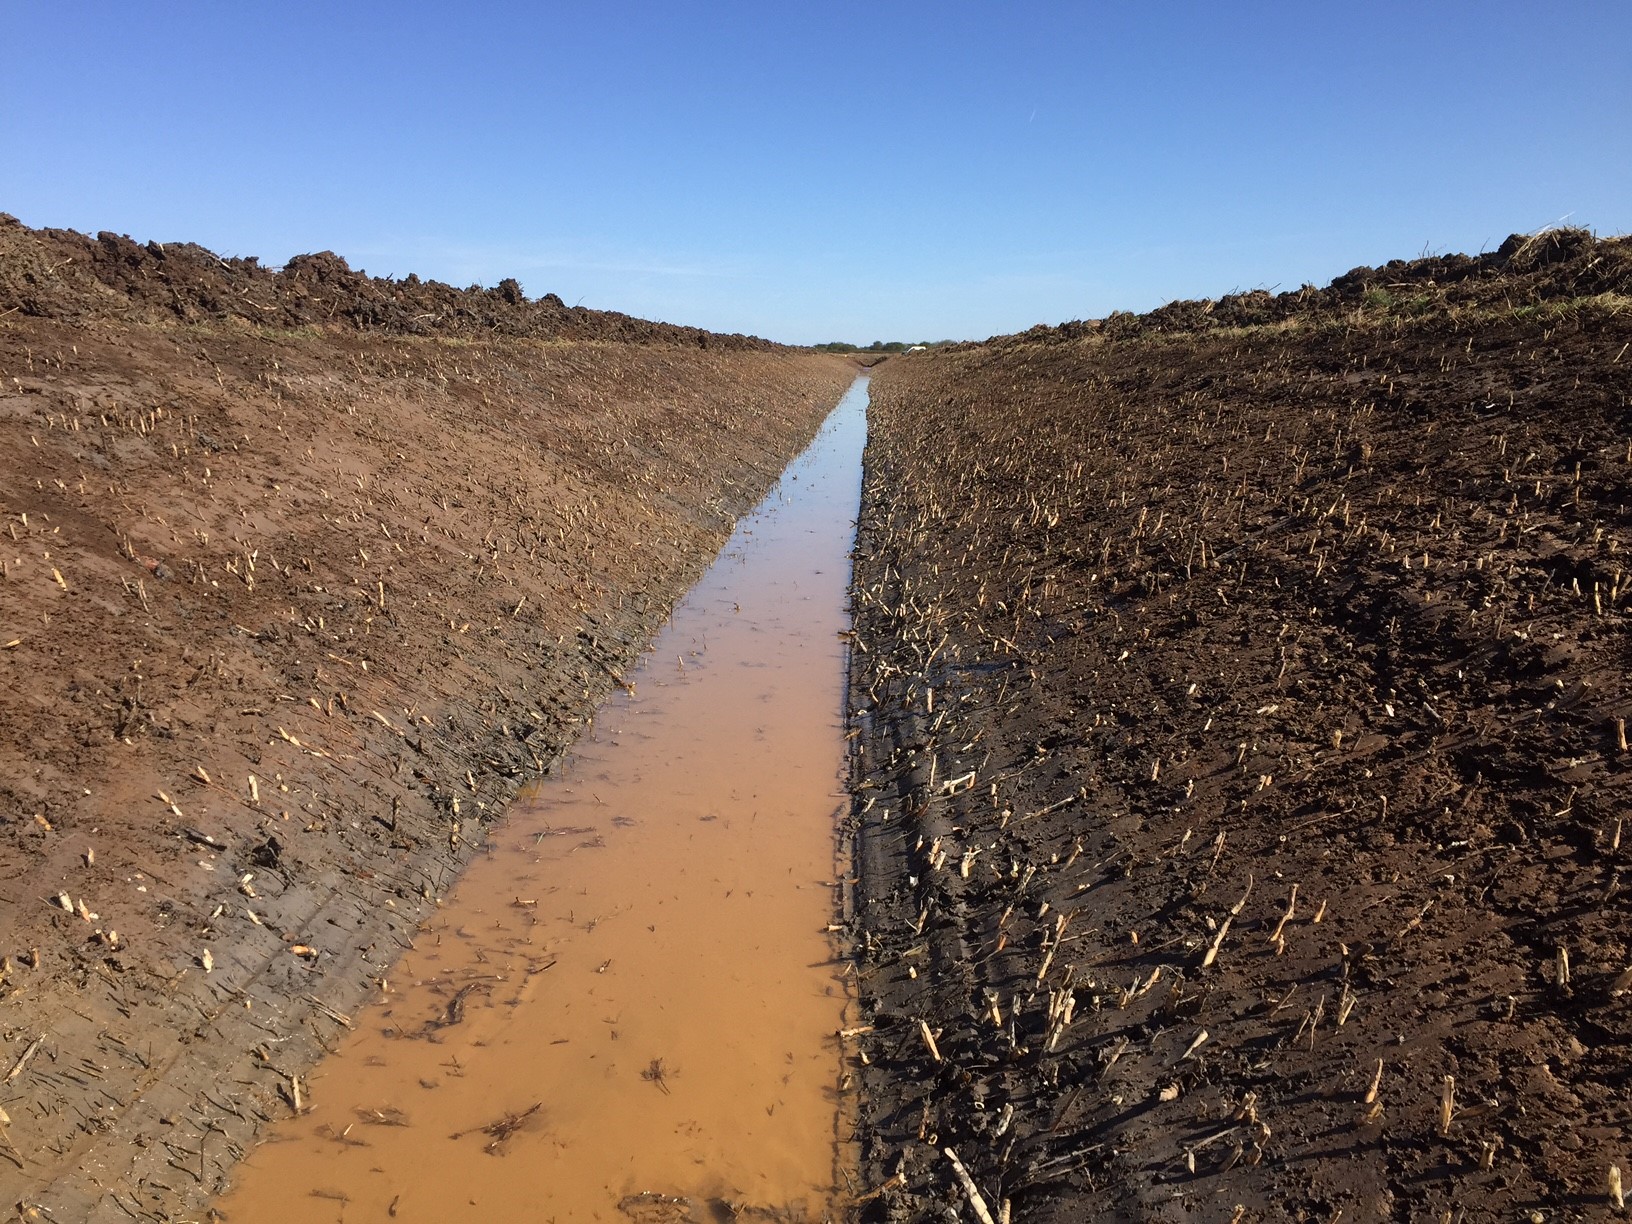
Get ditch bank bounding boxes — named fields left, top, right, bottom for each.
left=0, top=217, right=856, bottom=1222
left=845, top=234, right=1632, bottom=1221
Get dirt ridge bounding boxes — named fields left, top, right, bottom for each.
left=0, top=213, right=774, bottom=349
left=992, top=227, right=1632, bottom=346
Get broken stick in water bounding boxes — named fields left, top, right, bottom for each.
left=450, top=1102, right=543, bottom=1155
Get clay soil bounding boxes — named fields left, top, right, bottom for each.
left=0, top=216, right=854, bottom=1222
left=846, top=231, right=1632, bottom=1221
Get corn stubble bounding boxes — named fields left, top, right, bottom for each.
left=846, top=237, right=1632, bottom=1221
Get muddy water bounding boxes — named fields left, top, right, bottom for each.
left=215, top=379, right=868, bottom=1223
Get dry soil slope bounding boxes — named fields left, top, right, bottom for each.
left=0, top=215, right=854, bottom=1222
left=847, top=231, right=1632, bottom=1221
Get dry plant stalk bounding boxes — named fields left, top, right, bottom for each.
left=849, top=1172, right=906, bottom=1207
left=285, top=1073, right=306, bottom=1115
left=1044, top=987, right=1077, bottom=1052
left=943, top=1147, right=998, bottom=1224
left=1337, top=984, right=1358, bottom=1026
left=1268, top=883, right=1299, bottom=943
left=1036, top=911, right=1073, bottom=982
left=1363, top=1058, right=1383, bottom=1105
left=919, top=1019, right=943, bottom=1063
left=1201, top=916, right=1232, bottom=968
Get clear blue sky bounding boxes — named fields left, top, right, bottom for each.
left=3, top=2, right=1628, bottom=344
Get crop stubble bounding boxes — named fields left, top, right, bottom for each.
left=0, top=216, right=854, bottom=1222
left=846, top=233, right=1632, bottom=1220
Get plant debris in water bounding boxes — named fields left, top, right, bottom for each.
left=641, top=1057, right=675, bottom=1095
left=449, top=1101, right=542, bottom=1156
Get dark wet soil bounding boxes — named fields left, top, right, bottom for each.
left=0, top=216, right=854, bottom=1222
left=845, top=233, right=1632, bottom=1221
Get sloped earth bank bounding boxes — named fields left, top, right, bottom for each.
left=0, top=218, right=855, bottom=1221
left=846, top=235, right=1632, bottom=1221
left=212, top=379, right=868, bottom=1224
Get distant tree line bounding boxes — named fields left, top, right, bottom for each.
left=811, top=340, right=952, bottom=353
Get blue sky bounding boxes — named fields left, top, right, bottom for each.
left=3, top=2, right=1629, bottom=343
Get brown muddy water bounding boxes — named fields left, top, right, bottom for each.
left=214, top=378, right=870, bottom=1223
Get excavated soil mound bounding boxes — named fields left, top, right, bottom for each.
left=0, top=213, right=771, bottom=348
left=0, top=216, right=854, bottom=1222
left=1005, top=227, right=1632, bottom=344
left=846, top=238, right=1632, bottom=1220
